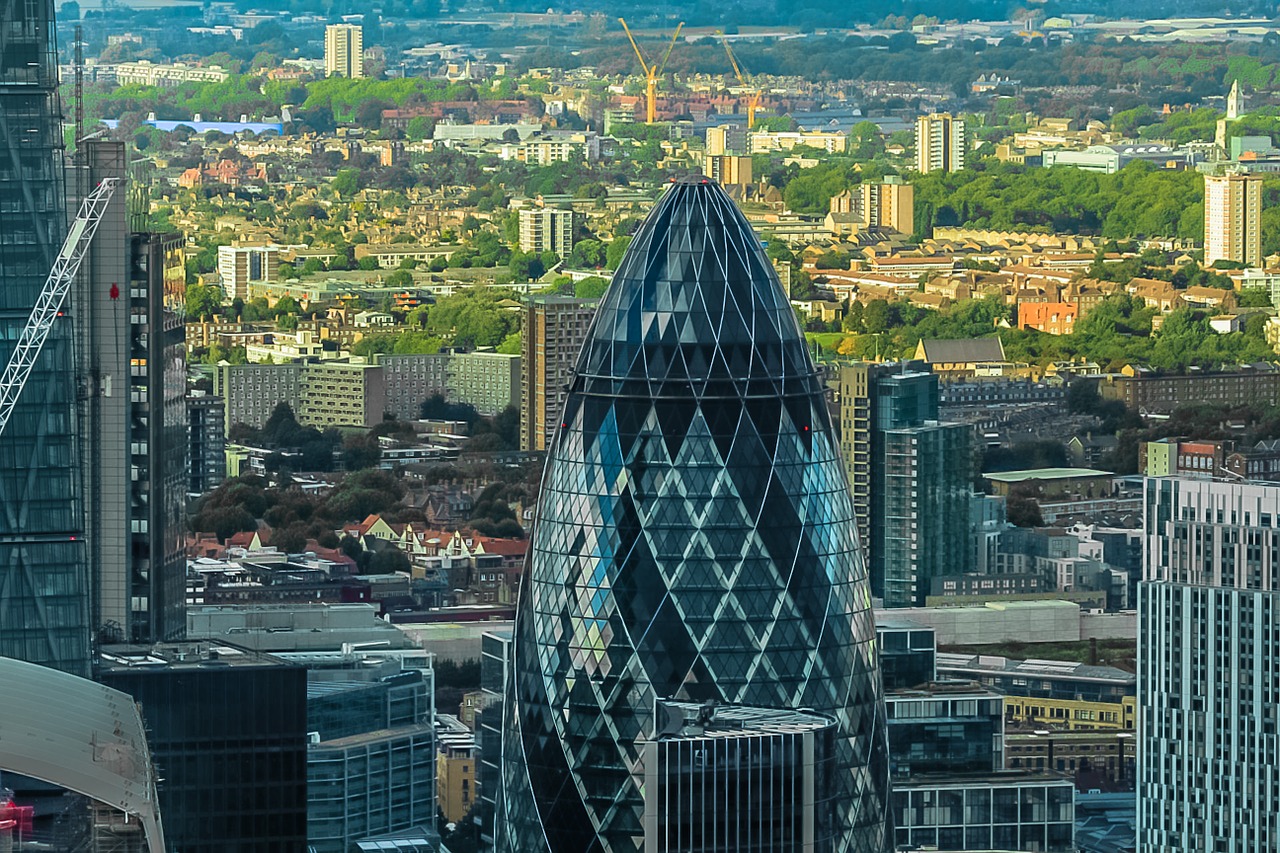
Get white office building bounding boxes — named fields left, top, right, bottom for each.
left=1139, top=476, right=1280, bottom=852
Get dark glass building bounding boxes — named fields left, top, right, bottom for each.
left=498, top=178, right=890, bottom=853
left=98, top=643, right=309, bottom=853
left=0, top=0, right=90, bottom=674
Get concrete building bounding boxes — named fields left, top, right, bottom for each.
left=704, top=124, right=748, bottom=156
left=446, top=350, right=520, bottom=416
left=519, top=296, right=597, bottom=450
left=1139, top=477, right=1280, bottom=851
left=296, top=359, right=385, bottom=428
left=114, top=60, right=229, bottom=86
left=517, top=207, right=576, bottom=257
left=436, top=715, right=478, bottom=825
left=916, top=113, right=966, bottom=173
left=324, top=23, right=364, bottom=79
left=379, top=353, right=451, bottom=419
left=861, top=176, right=915, bottom=234
left=1098, top=364, right=1280, bottom=413
left=217, top=244, right=279, bottom=302
left=1203, top=172, right=1263, bottom=267
left=186, top=603, right=415, bottom=652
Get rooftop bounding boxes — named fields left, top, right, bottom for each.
left=983, top=467, right=1114, bottom=483
left=936, top=651, right=1136, bottom=686
left=99, top=642, right=288, bottom=671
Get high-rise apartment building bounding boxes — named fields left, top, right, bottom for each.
left=704, top=124, right=748, bottom=155
left=1139, top=476, right=1280, bottom=851
left=861, top=176, right=915, bottom=234
left=0, top=0, right=91, bottom=674
left=324, top=23, right=364, bottom=79
left=916, top=113, right=966, bottom=174
left=517, top=207, right=576, bottom=257
left=1203, top=172, right=1263, bottom=268
left=498, top=179, right=890, bottom=852
left=704, top=153, right=753, bottom=189
left=188, top=391, right=226, bottom=495
left=839, top=362, right=973, bottom=607
left=518, top=295, right=597, bottom=451
left=217, top=244, right=279, bottom=302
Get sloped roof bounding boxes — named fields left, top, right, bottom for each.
left=918, top=337, right=1006, bottom=364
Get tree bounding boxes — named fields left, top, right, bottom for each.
left=333, top=168, right=362, bottom=198
left=386, top=269, right=415, bottom=289
left=568, top=239, right=605, bottom=268
left=574, top=276, right=609, bottom=299
left=606, top=236, right=632, bottom=271
left=358, top=256, right=381, bottom=270
left=186, top=283, right=223, bottom=320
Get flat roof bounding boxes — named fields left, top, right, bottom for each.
left=983, top=467, right=1114, bottom=483
left=99, top=642, right=289, bottom=671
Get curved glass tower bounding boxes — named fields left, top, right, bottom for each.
left=499, top=178, right=890, bottom=853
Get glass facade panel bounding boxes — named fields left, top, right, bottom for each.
left=0, top=0, right=89, bottom=674
left=498, top=179, right=888, bottom=852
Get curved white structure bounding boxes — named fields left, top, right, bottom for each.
left=0, top=656, right=165, bottom=853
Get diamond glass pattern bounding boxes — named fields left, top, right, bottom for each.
left=498, top=178, right=891, bottom=853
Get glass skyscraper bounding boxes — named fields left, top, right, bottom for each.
left=0, top=0, right=89, bottom=674
left=498, top=178, right=890, bottom=852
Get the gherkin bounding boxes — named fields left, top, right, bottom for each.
left=498, top=177, right=891, bottom=853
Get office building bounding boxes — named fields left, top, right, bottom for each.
left=306, top=664, right=435, bottom=853
left=125, top=229, right=189, bottom=642
left=188, top=391, right=226, bottom=495
left=861, top=176, right=915, bottom=234
left=475, top=629, right=511, bottom=848
left=1203, top=172, right=1263, bottom=267
left=1139, top=477, right=1280, bottom=851
left=877, top=617, right=938, bottom=691
left=517, top=207, right=576, bottom=257
left=497, top=179, right=889, bottom=852
left=916, top=113, right=966, bottom=173
left=839, top=363, right=973, bottom=607
left=938, top=651, right=1137, bottom=730
left=892, top=774, right=1075, bottom=851
left=518, top=295, right=597, bottom=451
left=0, top=0, right=90, bottom=674
left=324, top=24, right=364, bottom=79
left=98, top=643, right=310, bottom=853
left=645, top=702, right=840, bottom=851
left=217, top=244, right=279, bottom=302
left=76, top=142, right=188, bottom=646
left=78, top=130, right=188, bottom=653
left=882, top=625, right=1076, bottom=852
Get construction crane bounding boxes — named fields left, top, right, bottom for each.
left=0, top=177, right=119, bottom=440
left=618, top=18, right=684, bottom=125
left=717, top=31, right=761, bottom=129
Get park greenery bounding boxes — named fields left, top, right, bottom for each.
left=807, top=291, right=1277, bottom=375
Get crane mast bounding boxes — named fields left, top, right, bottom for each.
left=718, top=32, right=761, bottom=129
left=618, top=18, right=684, bottom=125
left=0, top=177, right=120, bottom=439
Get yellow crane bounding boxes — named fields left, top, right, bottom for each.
left=618, top=18, right=684, bottom=125
left=717, top=31, right=761, bottom=129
